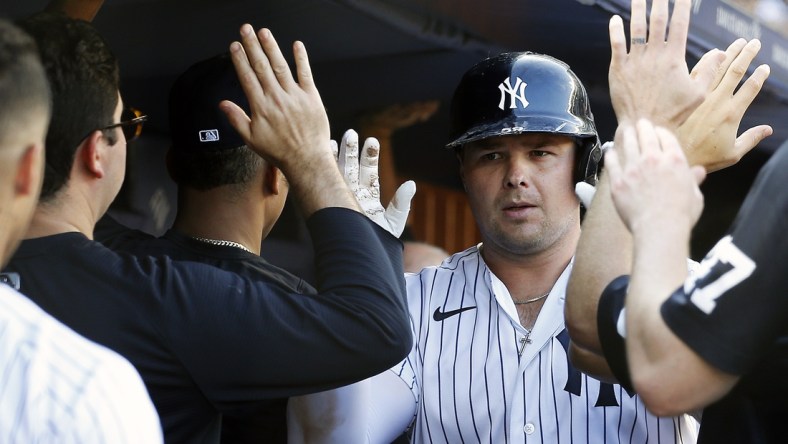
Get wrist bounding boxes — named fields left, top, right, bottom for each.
left=278, top=146, right=334, bottom=175
left=285, top=152, right=361, bottom=217
left=631, top=215, right=692, bottom=249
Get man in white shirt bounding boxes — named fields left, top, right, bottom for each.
left=0, top=18, right=163, bottom=443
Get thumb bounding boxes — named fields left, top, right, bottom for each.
left=695, top=51, right=725, bottom=91
left=384, top=181, right=416, bottom=238
left=691, top=48, right=725, bottom=89
left=734, top=125, right=772, bottom=156
left=389, top=180, right=416, bottom=212
left=220, top=100, right=251, bottom=142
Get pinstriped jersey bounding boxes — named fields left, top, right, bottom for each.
left=401, top=245, right=698, bottom=443
left=0, top=284, right=162, bottom=443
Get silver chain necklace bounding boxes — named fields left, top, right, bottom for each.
left=513, top=292, right=550, bottom=305
left=191, top=236, right=253, bottom=254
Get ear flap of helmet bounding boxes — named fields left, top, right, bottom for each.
left=577, top=137, right=603, bottom=186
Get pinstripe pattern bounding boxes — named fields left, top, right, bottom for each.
left=403, top=246, right=698, bottom=444
left=0, top=284, right=162, bottom=443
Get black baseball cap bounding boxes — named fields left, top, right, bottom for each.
left=168, top=53, right=249, bottom=154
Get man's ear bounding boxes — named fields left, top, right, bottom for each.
left=263, top=163, right=284, bottom=195
left=78, top=130, right=106, bottom=178
left=14, top=143, right=44, bottom=197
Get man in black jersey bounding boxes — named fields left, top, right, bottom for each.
left=562, top=3, right=785, bottom=436
left=94, top=52, right=308, bottom=443
left=582, top=120, right=787, bottom=442
left=560, top=0, right=786, bottom=440
left=96, top=51, right=414, bottom=442
left=7, top=12, right=412, bottom=443
left=565, top=0, right=773, bottom=377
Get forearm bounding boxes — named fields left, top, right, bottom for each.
left=287, top=381, right=372, bottom=444
left=568, top=342, right=618, bottom=384
left=283, top=150, right=361, bottom=218
left=307, top=209, right=410, bottom=365
left=625, top=221, right=697, bottom=413
left=287, top=370, right=415, bottom=444
left=627, top=221, right=689, bottom=358
left=566, top=151, right=632, bottom=354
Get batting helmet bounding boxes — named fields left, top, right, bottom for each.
left=447, top=52, right=602, bottom=185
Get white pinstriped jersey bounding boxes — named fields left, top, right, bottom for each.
left=400, top=245, right=698, bottom=444
left=0, top=284, right=163, bottom=443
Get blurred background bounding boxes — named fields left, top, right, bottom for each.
left=3, top=0, right=787, bottom=276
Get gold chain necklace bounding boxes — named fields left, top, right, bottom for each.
left=513, top=292, right=550, bottom=305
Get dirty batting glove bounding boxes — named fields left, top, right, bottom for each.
left=338, top=128, right=415, bottom=237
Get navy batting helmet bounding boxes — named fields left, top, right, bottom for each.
left=447, top=52, right=602, bottom=185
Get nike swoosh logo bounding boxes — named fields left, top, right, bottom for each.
left=433, top=306, right=477, bottom=321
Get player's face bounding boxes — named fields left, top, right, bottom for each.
left=460, top=133, right=580, bottom=258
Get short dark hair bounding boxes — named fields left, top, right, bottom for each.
left=0, top=18, right=51, bottom=149
left=170, top=146, right=263, bottom=193
left=17, top=12, right=120, bottom=201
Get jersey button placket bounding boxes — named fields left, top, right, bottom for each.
left=523, top=423, right=536, bottom=435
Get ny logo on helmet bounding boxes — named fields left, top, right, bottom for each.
left=498, top=77, right=528, bottom=110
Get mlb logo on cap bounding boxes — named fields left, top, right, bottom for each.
left=199, top=129, right=220, bottom=142
left=169, top=53, right=248, bottom=154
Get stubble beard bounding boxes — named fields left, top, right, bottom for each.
left=484, top=212, right=576, bottom=258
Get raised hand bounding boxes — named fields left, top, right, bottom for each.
left=221, top=25, right=332, bottom=173
left=608, top=0, right=723, bottom=129
left=606, top=120, right=706, bottom=235
left=221, top=25, right=358, bottom=216
left=337, top=129, right=415, bottom=237
left=677, top=39, right=772, bottom=172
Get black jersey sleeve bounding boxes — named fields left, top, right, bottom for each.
left=661, top=145, right=788, bottom=376
left=152, top=208, right=411, bottom=408
left=597, top=275, right=634, bottom=391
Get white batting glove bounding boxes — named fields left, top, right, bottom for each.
left=337, top=129, right=415, bottom=238
left=575, top=182, right=597, bottom=208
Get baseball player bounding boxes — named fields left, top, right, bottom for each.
left=289, top=51, right=698, bottom=444
left=287, top=0, right=777, bottom=441
left=400, top=50, right=699, bottom=444
left=587, top=121, right=787, bottom=442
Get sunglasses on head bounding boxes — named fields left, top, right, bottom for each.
left=92, top=107, right=148, bottom=143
